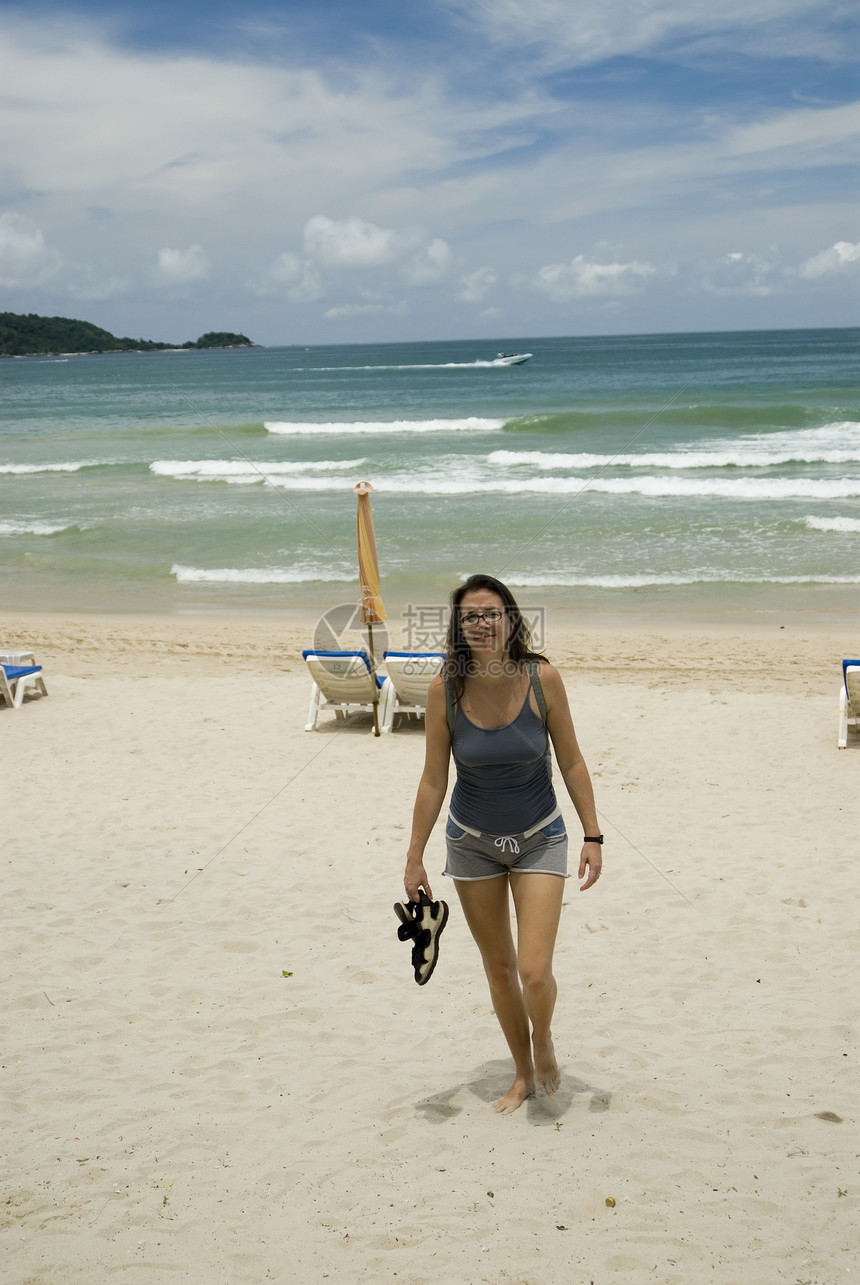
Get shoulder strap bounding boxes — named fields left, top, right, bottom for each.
left=526, top=660, right=547, bottom=723
left=444, top=673, right=456, bottom=737
left=527, top=660, right=552, bottom=777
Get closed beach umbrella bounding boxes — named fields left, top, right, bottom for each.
left=354, top=481, right=387, bottom=626
left=354, top=481, right=387, bottom=735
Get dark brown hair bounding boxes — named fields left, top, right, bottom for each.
left=442, top=573, right=548, bottom=702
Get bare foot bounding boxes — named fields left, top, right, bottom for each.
left=533, top=1034, right=560, bottom=1097
left=492, top=1074, right=534, bottom=1115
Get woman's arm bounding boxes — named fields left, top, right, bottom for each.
left=539, top=663, right=603, bottom=892
left=403, top=676, right=451, bottom=902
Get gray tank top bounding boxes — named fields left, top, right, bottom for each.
left=449, top=687, right=557, bottom=834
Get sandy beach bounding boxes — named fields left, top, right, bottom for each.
left=2, top=609, right=857, bottom=1284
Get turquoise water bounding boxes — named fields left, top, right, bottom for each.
left=1, top=329, right=858, bottom=623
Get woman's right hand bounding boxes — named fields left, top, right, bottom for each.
left=404, top=857, right=432, bottom=903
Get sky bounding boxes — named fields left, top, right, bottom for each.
left=0, top=0, right=857, bottom=345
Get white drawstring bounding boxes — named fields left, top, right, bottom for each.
left=494, top=835, right=520, bottom=855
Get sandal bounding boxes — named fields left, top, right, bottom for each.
left=393, top=891, right=449, bottom=985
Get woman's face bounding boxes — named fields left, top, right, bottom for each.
left=458, top=589, right=509, bottom=654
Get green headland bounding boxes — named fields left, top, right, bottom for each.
left=0, top=312, right=258, bottom=357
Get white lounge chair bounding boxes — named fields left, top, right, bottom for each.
left=838, top=660, right=860, bottom=748
left=380, top=651, right=445, bottom=733
left=0, top=661, right=48, bottom=709
left=302, top=649, right=391, bottom=731
left=0, top=648, right=35, bottom=665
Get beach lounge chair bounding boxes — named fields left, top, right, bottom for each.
left=302, top=649, right=391, bottom=731
left=380, top=651, right=445, bottom=733
left=0, top=648, right=35, bottom=665
left=0, top=661, right=48, bottom=709
left=837, top=660, right=860, bottom=748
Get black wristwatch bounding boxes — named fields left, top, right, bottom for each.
left=583, top=835, right=604, bottom=844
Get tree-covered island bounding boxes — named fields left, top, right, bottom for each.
left=0, top=312, right=259, bottom=357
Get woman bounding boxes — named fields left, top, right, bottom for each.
left=403, top=574, right=602, bottom=1115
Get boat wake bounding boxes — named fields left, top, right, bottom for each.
left=293, top=355, right=532, bottom=371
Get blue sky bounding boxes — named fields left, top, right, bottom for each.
left=0, top=0, right=857, bottom=344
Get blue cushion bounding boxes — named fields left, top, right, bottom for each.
left=383, top=651, right=445, bottom=660
left=843, top=660, right=860, bottom=693
left=302, top=649, right=384, bottom=685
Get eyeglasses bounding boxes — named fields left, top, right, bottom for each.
left=460, top=608, right=505, bottom=626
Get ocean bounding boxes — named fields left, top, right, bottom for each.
left=1, top=328, right=858, bottom=629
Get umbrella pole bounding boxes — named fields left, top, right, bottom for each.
left=367, top=622, right=381, bottom=737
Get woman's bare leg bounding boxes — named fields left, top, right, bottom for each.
left=454, top=876, right=534, bottom=1114
left=509, top=872, right=564, bottom=1095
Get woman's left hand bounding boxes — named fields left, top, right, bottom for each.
left=578, top=842, right=602, bottom=891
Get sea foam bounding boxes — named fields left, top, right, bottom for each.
left=505, top=571, right=860, bottom=588
left=489, top=446, right=860, bottom=470
left=490, top=422, right=860, bottom=471
left=264, top=417, right=503, bottom=436
left=171, top=564, right=354, bottom=584
left=803, top=516, right=860, bottom=533
left=151, top=459, right=364, bottom=484
left=0, top=461, right=97, bottom=474
left=0, top=520, right=77, bottom=535
left=150, top=460, right=860, bottom=498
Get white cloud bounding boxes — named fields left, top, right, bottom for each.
left=0, top=212, right=63, bottom=287
left=699, top=242, right=860, bottom=295
left=267, top=252, right=303, bottom=285
left=323, top=301, right=406, bottom=318
left=265, top=252, right=325, bottom=301
left=68, top=271, right=129, bottom=301
left=799, top=240, right=860, bottom=278
left=459, top=267, right=497, bottom=302
left=450, top=0, right=841, bottom=66
left=400, top=238, right=453, bottom=286
left=700, top=250, right=782, bottom=296
left=717, top=101, right=860, bottom=170
left=304, top=215, right=402, bottom=268
left=0, top=13, right=853, bottom=340
left=264, top=221, right=451, bottom=304
left=530, top=253, right=656, bottom=301
left=0, top=20, right=527, bottom=239
left=323, top=303, right=387, bottom=318
left=156, top=244, right=210, bottom=285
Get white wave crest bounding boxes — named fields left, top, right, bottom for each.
left=150, top=463, right=860, bottom=499
left=151, top=458, right=364, bottom=484
left=711, top=421, right=860, bottom=455
left=365, top=474, right=860, bottom=499
left=490, top=442, right=860, bottom=469
left=558, top=476, right=860, bottom=499
left=0, top=461, right=94, bottom=474
left=0, top=520, right=75, bottom=535
left=506, top=572, right=711, bottom=588
left=171, top=564, right=354, bottom=584
left=506, top=571, right=860, bottom=588
left=803, top=516, right=860, bottom=533
left=264, top=417, right=503, bottom=436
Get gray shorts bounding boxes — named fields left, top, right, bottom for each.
left=444, top=813, right=568, bottom=881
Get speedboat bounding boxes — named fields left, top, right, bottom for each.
left=491, top=352, right=532, bottom=366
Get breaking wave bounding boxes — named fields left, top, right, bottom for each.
left=171, top=563, right=354, bottom=584
left=264, top=417, right=503, bottom=436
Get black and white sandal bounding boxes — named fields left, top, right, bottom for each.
left=394, top=892, right=449, bottom=985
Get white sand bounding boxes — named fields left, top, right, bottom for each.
left=2, top=612, right=857, bottom=1283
